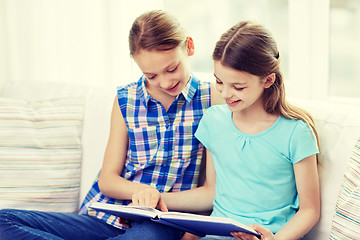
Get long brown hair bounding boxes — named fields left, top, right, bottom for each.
left=129, top=10, right=188, bottom=56
left=213, top=21, right=319, bottom=148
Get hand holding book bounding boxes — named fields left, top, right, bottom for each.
left=232, top=224, right=276, bottom=240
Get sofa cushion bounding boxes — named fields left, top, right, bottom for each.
left=329, top=138, right=360, bottom=239
left=0, top=97, right=84, bottom=213
left=0, top=81, right=115, bottom=203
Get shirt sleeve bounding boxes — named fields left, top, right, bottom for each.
left=194, top=107, right=215, bottom=150
left=289, top=120, right=319, bottom=164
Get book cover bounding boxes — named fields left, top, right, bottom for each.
left=90, top=202, right=261, bottom=239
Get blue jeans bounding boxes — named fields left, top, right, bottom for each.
left=0, top=209, right=183, bottom=240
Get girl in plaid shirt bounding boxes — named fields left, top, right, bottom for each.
left=0, top=10, right=220, bottom=240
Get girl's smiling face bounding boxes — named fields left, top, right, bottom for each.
left=133, top=43, right=193, bottom=98
left=214, top=61, right=274, bottom=114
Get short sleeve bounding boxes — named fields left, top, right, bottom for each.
left=194, top=107, right=215, bottom=150
left=289, top=120, right=319, bottom=164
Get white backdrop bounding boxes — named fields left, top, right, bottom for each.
left=1, top=0, right=358, bottom=102
left=0, top=0, right=166, bottom=89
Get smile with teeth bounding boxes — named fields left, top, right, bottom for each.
left=226, top=99, right=241, bottom=104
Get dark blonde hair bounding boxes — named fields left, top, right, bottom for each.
left=129, top=10, right=188, bottom=56
left=213, top=21, right=319, bottom=148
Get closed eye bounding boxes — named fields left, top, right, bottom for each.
left=146, top=75, right=156, bottom=80
left=234, top=86, right=244, bottom=91
left=167, top=66, right=178, bottom=73
left=215, top=79, right=222, bottom=85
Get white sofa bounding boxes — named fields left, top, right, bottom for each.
left=289, top=98, right=360, bottom=239
left=1, top=81, right=360, bottom=239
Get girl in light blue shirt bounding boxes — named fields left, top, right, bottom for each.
left=160, top=21, right=320, bottom=240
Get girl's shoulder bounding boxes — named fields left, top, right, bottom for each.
left=117, top=76, right=146, bottom=98
left=278, top=117, right=314, bottom=139
left=190, top=74, right=211, bottom=96
left=197, top=79, right=211, bottom=88
left=279, top=117, right=309, bottom=129
left=203, top=105, right=229, bottom=119
left=117, top=79, right=141, bottom=93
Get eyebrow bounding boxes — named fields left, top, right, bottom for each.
left=213, top=74, right=246, bottom=85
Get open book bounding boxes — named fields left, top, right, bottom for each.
left=90, top=202, right=261, bottom=239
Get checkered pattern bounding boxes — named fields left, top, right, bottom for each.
left=79, top=75, right=211, bottom=229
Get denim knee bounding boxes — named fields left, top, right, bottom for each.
left=0, top=209, right=20, bottom=239
left=141, top=223, right=181, bottom=240
left=123, top=220, right=183, bottom=240
left=0, top=209, right=18, bottom=223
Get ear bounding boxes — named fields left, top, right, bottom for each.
left=186, top=37, right=195, bottom=56
left=264, top=73, right=276, bottom=89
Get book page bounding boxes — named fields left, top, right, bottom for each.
left=127, top=205, right=162, bottom=214
left=90, top=202, right=161, bottom=219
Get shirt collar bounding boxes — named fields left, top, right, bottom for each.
left=181, top=74, right=199, bottom=104
left=138, top=74, right=199, bottom=108
left=137, top=76, right=151, bottom=107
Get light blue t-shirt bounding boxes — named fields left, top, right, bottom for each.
left=195, top=105, right=318, bottom=233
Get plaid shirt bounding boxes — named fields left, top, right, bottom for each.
left=78, top=75, right=211, bottom=229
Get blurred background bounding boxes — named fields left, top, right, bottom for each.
left=0, top=0, right=359, bottom=101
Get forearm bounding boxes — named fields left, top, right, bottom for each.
left=161, top=185, right=215, bottom=212
left=274, top=207, right=320, bottom=240
left=163, top=149, right=217, bottom=213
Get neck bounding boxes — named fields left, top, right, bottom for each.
left=146, top=86, right=177, bottom=111
left=233, top=98, right=267, bottom=122
left=231, top=101, right=279, bottom=135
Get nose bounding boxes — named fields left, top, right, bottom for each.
left=220, top=86, right=232, bottom=99
left=159, top=77, right=172, bottom=89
